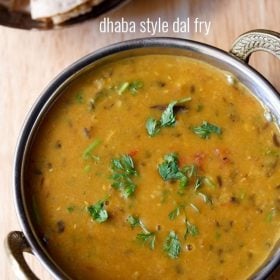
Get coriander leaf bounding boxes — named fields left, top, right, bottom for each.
left=67, top=206, right=75, bottom=213
left=87, top=200, right=108, bottom=223
left=136, top=232, right=156, bottom=250
left=163, top=231, right=181, bottom=259
left=168, top=206, right=181, bottom=220
left=204, top=176, right=216, bottom=189
left=266, top=208, right=277, bottom=222
left=184, top=220, right=199, bottom=239
left=82, top=139, right=101, bottom=160
left=158, top=153, right=183, bottom=181
left=161, top=97, right=191, bottom=127
left=111, top=155, right=137, bottom=198
left=146, top=97, right=191, bottom=136
left=194, top=176, right=203, bottom=190
left=146, top=118, right=161, bottom=137
left=197, top=192, right=212, bottom=204
left=75, top=91, right=84, bottom=104
left=192, top=121, right=222, bottom=139
left=160, top=101, right=177, bottom=127
left=128, top=81, right=144, bottom=94
left=117, top=81, right=143, bottom=95
left=181, top=164, right=197, bottom=178
left=127, top=215, right=140, bottom=228
left=179, top=175, right=188, bottom=190
left=123, top=181, right=137, bottom=198
left=189, top=203, right=200, bottom=213
left=112, top=155, right=137, bottom=176
left=117, top=82, right=129, bottom=95
left=128, top=215, right=156, bottom=249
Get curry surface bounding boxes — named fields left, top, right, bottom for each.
left=27, top=55, right=280, bottom=280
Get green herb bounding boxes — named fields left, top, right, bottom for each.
left=75, top=91, right=84, bottom=104
left=146, top=97, right=191, bottom=136
left=168, top=206, right=181, bottom=220
left=197, top=192, right=212, bottom=204
left=84, top=165, right=91, bottom=173
left=128, top=215, right=156, bottom=250
left=179, top=175, right=188, bottom=190
left=67, top=206, right=75, bottom=213
left=192, top=121, right=222, bottom=139
left=117, top=81, right=143, bottom=95
left=111, top=155, right=137, bottom=198
left=204, top=176, right=216, bottom=189
left=128, top=81, right=144, bottom=94
left=87, top=200, right=108, bottom=223
left=266, top=208, right=277, bottom=222
left=158, top=153, right=197, bottom=191
left=136, top=232, right=156, bottom=250
left=189, top=203, right=200, bottom=213
left=127, top=215, right=140, bottom=228
left=158, top=153, right=183, bottom=181
left=182, top=164, right=197, bottom=178
left=117, top=82, right=129, bottom=95
left=163, top=231, right=181, bottom=259
left=146, top=118, right=161, bottom=137
left=112, top=155, right=137, bottom=176
left=196, top=104, right=204, bottom=112
left=82, top=139, right=101, bottom=160
left=184, top=220, right=199, bottom=239
left=194, top=176, right=203, bottom=190
left=161, top=97, right=191, bottom=127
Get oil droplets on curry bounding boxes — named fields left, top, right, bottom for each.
left=27, top=55, right=280, bottom=280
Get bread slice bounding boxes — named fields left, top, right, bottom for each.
left=30, top=0, right=104, bottom=24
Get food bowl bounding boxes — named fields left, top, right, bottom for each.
left=5, top=30, right=280, bottom=279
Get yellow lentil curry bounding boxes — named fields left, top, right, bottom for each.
left=27, top=55, right=280, bottom=280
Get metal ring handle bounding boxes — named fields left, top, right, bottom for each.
left=5, top=231, right=39, bottom=280
left=230, top=29, right=280, bottom=62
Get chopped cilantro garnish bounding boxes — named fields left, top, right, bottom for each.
left=117, top=82, right=129, bottom=95
left=189, top=203, right=200, bottom=213
left=163, top=231, right=181, bottom=259
left=158, top=153, right=183, bottom=181
left=67, top=206, right=75, bottom=213
left=146, top=97, right=191, bottom=136
left=192, top=121, right=222, bottom=139
left=266, top=208, right=277, bottom=222
left=82, top=139, right=101, bottom=160
left=181, top=164, right=197, bottom=178
left=197, top=192, right=212, bottom=204
left=184, top=220, right=199, bottom=239
left=127, top=215, right=140, bottom=228
left=136, top=232, right=156, bottom=250
left=75, top=91, right=84, bottom=104
left=194, top=176, right=203, bottom=190
left=158, top=153, right=197, bottom=191
left=87, top=200, right=108, bottom=223
left=128, top=81, right=144, bottom=94
left=128, top=215, right=156, bottom=250
left=168, top=206, right=181, bottom=220
left=161, top=97, right=191, bottom=127
left=111, top=155, right=138, bottom=198
left=204, top=176, right=216, bottom=189
left=160, top=101, right=177, bottom=127
left=117, top=81, right=143, bottom=95
left=146, top=118, right=161, bottom=137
